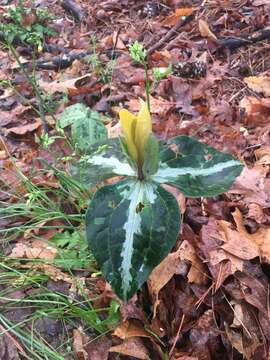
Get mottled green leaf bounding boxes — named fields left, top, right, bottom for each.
left=70, top=138, right=136, bottom=187
left=153, top=135, right=243, bottom=197
left=86, top=179, right=180, bottom=301
left=58, top=103, right=107, bottom=152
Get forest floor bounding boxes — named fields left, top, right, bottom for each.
left=0, top=0, right=270, bottom=359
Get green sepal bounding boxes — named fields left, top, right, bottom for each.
left=153, top=135, right=243, bottom=197
left=85, top=179, right=180, bottom=301
left=142, top=134, right=159, bottom=178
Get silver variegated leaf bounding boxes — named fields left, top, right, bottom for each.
left=86, top=179, right=180, bottom=301
left=153, top=136, right=243, bottom=197
left=70, top=138, right=136, bottom=187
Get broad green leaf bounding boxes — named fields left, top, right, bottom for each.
left=86, top=179, right=180, bottom=301
left=58, top=103, right=107, bottom=152
left=153, top=135, right=243, bottom=197
left=49, top=231, right=94, bottom=270
left=70, top=138, right=136, bottom=187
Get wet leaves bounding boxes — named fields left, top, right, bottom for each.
left=1, top=0, right=270, bottom=358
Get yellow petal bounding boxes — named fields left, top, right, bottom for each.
left=135, top=100, right=152, bottom=165
left=119, top=109, right=138, bottom=162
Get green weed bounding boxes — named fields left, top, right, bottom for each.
left=0, top=1, right=56, bottom=49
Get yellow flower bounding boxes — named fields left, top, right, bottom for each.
left=119, top=100, right=152, bottom=166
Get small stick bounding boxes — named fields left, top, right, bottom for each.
left=147, top=16, right=191, bottom=55
left=218, top=27, right=270, bottom=49
left=169, top=314, right=185, bottom=358
left=61, top=0, right=86, bottom=22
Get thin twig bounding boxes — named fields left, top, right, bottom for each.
left=147, top=16, right=192, bottom=55
left=169, top=314, right=185, bottom=358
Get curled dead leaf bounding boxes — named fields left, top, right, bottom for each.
left=113, top=320, right=151, bottom=340
left=109, top=337, right=150, bottom=360
left=198, top=19, right=218, bottom=42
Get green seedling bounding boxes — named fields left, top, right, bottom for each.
left=152, top=64, right=173, bottom=88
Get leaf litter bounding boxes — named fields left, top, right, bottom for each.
left=1, top=0, right=270, bottom=359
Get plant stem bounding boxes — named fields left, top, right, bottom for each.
left=144, top=63, right=151, bottom=112
left=8, top=44, right=57, bottom=132
left=137, top=165, right=144, bottom=181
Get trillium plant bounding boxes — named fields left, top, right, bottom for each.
left=83, top=100, right=243, bottom=302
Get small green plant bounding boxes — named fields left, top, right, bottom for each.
left=152, top=64, right=173, bottom=88
left=129, top=41, right=151, bottom=111
left=86, top=36, right=116, bottom=84
left=71, top=100, right=243, bottom=302
left=0, top=2, right=56, bottom=49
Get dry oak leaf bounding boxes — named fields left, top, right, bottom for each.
left=109, top=337, right=150, bottom=360
left=148, top=240, right=206, bottom=316
left=73, top=329, right=88, bottom=360
left=247, top=203, right=267, bottom=224
left=200, top=218, right=244, bottom=288
left=198, top=19, right=218, bottom=42
left=16, top=263, right=78, bottom=287
left=9, top=239, right=58, bottom=260
left=239, top=96, right=270, bottom=126
left=224, top=312, right=262, bottom=360
left=244, top=76, right=270, bottom=97
left=254, top=146, right=270, bottom=166
left=221, top=208, right=270, bottom=263
left=229, top=166, right=270, bottom=208
left=127, top=96, right=172, bottom=116
left=38, top=74, right=91, bottom=95
left=163, top=8, right=193, bottom=27
left=113, top=321, right=151, bottom=340
left=5, top=120, right=42, bottom=135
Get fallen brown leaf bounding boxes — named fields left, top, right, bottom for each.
left=128, top=96, right=172, bottom=116
left=38, top=74, right=92, bottom=95
left=200, top=218, right=244, bottom=288
left=73, top=329, right=88, bottom=360
left=163, top=8, right=193, bottom=26
left=229, top=166, right=270, bottom=208
left=113, top=320, right=151, bottom=340
left=198, top=19, right=218, bottom=42
left=244, top=76, right=270, bottom=97
left=9, top=239, right=58, bottom=260
left=148, top=240, right=206, bottom=316
left=254, top=146, right=270, bottom=166
left=239, top=96, right=270, bottom=126
left=219, top=212, right=260, bottom=260
left=224, top=208, right=270, bottom=263
left=85, top=336, right=111, bottom=360
left=109, top=337, right=150, bottom=360
left=5, top=120, right=42, bottom=135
